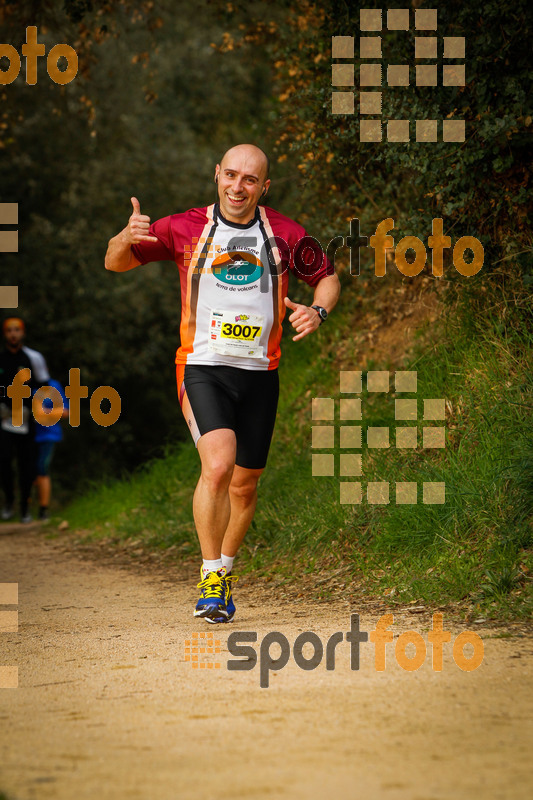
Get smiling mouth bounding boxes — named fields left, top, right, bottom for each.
left=226, top=193, right=246, bottom=205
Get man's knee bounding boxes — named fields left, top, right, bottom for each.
left=200, top=457, right=234, bottom=493
left=197, top=429, right=236, bottom=492
left=229, top=471, right=261, bottom=503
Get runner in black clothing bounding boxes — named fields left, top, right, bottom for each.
left=0, top=318, right=47, bottom=523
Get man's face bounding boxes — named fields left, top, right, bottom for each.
left=3, top=321, right=24, bottom=350
left=215, top=148, right=270, bottom=224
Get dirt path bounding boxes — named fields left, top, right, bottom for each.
left=0, top=526, right=531, bottom=800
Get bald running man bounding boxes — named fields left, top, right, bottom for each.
left=105, top=144, right=340, bottom=622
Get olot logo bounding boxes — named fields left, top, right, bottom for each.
left=212, top=251, right=263, bottom=286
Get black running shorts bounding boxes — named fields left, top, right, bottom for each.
left=176, top=364, right=279, bottom=470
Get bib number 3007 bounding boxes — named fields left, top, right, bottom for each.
left=208, top=310, right=264, bottom=358
left=221, top=322, right=261, bottom=340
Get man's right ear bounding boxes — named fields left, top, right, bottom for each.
left=214, top=175, right=218, bottom=183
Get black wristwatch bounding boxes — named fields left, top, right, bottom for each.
left=312, top=305, right=328, bottom=324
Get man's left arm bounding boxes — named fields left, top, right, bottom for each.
left=284, top=273, right=341, bottom=342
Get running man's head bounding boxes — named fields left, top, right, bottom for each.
left=214, top=144, right=271, bottom=225
left=2, top=317, right=25, bottom=352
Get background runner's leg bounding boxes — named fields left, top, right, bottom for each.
left=194, top=428, right=236, bottom=560
left=221, top=466, right=263, bottom=558
left=0, top=430, right=16, bottom=509
left=17, top=434, right=35, bottom=515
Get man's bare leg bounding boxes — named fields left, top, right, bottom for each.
left=221, top=465, right=263, bottom=558
left=37, top=475, right=51, bottom=507
left=193, top=428, right=236, bottom=560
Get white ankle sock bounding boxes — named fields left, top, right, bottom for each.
left=202, top=558, right=223, bottom=577
left=221, top=553, right=234, bottom=572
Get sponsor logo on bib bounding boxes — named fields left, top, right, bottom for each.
left=212, top=252, right=263, bottom=286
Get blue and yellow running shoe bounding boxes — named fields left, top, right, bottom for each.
left=194, top=567, right=229, bottom=620
left=206, top=572, right=238, bottom=624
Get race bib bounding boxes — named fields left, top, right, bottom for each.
left=208, top=310, right=264, bottom=358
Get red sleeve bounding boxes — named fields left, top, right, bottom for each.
left=131, top=216, right=175, bottom=264
left=289, top=228, right=335, bottom=288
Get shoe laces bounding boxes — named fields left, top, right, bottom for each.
left=224, top=573, right=238, bottom=602
left=197, top=571, right=226, bottom=600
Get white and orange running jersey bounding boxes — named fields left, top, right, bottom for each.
left=131, top=203, right=333, bottom=371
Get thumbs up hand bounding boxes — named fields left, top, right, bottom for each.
left=125, top=196, right=158, bottom=244
left=284, top=296, right=321, bottom=341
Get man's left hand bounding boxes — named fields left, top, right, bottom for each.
left=284, top=297, right=322, bottom=342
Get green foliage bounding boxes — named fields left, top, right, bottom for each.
left=0, top=0, right=274, bottom=484
left=1, top=0, right=531, bottom=532
left=228, top=0, right=533, bottom=269
left=64, top=265, right=533, bottom=619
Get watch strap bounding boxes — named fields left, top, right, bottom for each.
left=312, top=305, right=328, bottom=324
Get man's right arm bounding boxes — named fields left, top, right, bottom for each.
left=105, top=196, right=158, bottom=272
